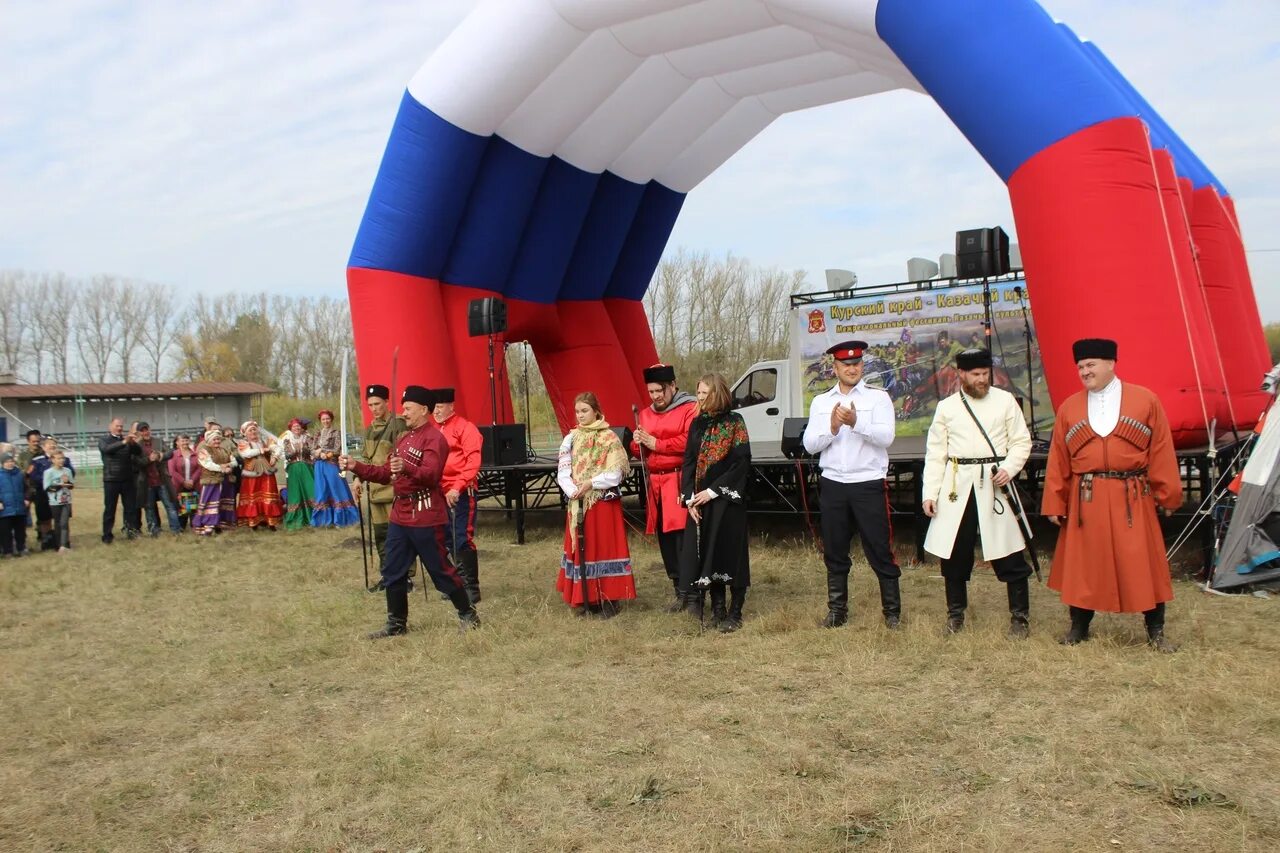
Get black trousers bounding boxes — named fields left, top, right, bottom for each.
left=654, top=498, right=684, bottom=584
left=102, top=479, right=138, bottom=542
left=383, top=522, right=466, bottom=594
left=0, top=515, right=27, bottom=554
left=940, top=494, right=1031, bottom=583
left=819, top=478, right=900, bottom=580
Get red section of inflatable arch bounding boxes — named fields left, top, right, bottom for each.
left=347, top=268, right=508, bottom=425
left=1007, top=117, right=1213, bottom=445
left=437, top=283, right=514, bottom=424
left=546, top=300, right=643, bottom=429
left=604, top=298, right=662, bottom=400
left=1190, top=187, right=1270, bottom=426
left=1221, top=194, right=1269, bottom=374
left=1150, top=149, right=1225, bottom=428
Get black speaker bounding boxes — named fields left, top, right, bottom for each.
left=479, top=423, right=526, bottom=466
left=955, top=226, right=1010, bottom=278
left=780, top=417, right=811, bottom=459
left=468, top=297, right=508, bottom=337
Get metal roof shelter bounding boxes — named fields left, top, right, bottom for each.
left=0, top=381, right=274, bottom=446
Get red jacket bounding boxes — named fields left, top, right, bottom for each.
left=168, top=450, right=202, bottom=494
left=630, top=394, right=698, bottom=534
left=350, top=421, right=448, bottom=527
left=630, top=395, right=698, bottom=473
left=436, top=413, right=483, bottom=492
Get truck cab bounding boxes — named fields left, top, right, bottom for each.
left=730, top=359, right=798, bottom=460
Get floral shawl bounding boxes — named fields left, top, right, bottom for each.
left=563, top=419, right=630, bottom=540
left=694, top=411, right=750, bottom=486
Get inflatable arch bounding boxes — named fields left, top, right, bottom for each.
left=349, top=0, right=1268, bottom=446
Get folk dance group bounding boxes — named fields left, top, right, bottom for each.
left=342, top=338, right=1183, bottom=651
left=182, top=412, right=360, bottom=536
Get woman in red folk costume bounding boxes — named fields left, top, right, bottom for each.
left=235, top=420, right=283, bottom=530
left=556, top=392, right=636, bottom=618
left=630, top=363, right=698, bottom=612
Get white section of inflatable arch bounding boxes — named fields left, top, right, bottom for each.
left=407, top=0, right=920, bottom=191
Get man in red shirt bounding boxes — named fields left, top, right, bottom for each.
left=433, top=388, right=484, bottom=603
left=341, top=385, right=479, bottom=638
left=630, top=363, right=698, bottom=611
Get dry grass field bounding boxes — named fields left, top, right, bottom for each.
left=2, top=490, right=1278, bottom=852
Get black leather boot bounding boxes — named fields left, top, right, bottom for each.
left=367, top=580, right=409, bottom=639
left=944, top=577, right=968, bottom=634
left=1006, top=579, right=1031, bottom=639
left=460, top=549, right=481, bottom=604
left=822, top=573, right=849, bottom=628
left=720, top=588, right=745, bottom=633
left=1060, top=606, right=1094, bottom=645
left=664, top=579, right=684, bottom=614
left=1144, top=603, right=1177, bottom=653
left=709, top=585, right=728, bottom=628
left=450, top=585, right=481, bottom=632
left=879, top=576, right=902, bottom=629
left=685, top=588, right=706, bottom=622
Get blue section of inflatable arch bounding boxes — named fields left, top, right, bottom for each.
left=505, top=157, right=600, bottom=303
left=560, top=172, right=646, bottom=301
left=349, top=93, right=487, bottom=278
left=607, top=182, right=686, bottom=301
left=875, top=0, right=1136, bottom=180
left=442, top=136, right=549, bottom=291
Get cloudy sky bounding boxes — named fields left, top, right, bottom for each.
left=2, top=1, right=1277, bottom=316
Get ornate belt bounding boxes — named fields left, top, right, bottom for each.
left=1078, top=468, right=1150, bottom=527
left=648, top=466, right=681, bottom=475
left=946, top=455, right=1006, bottom=502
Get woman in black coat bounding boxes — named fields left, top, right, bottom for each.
left=680, top=373, right=751, bottom=632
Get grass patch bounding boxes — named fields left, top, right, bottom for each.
left=1, top=489, right=1278, bottom=850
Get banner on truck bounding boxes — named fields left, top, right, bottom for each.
left=794, top=280, right=1052, bottom=437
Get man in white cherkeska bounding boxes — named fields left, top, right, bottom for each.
left=922, top=348, right=1034, bottom=638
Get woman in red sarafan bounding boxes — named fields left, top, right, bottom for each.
left=555, top=391, right=636, bottom=618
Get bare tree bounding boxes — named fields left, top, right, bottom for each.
left=107, top=278, right=149, bottom=382
left=136, top=282, right=179, bottom=382
left=75, top=275, right=121, bottom=382
left=0, top=270, right=33, bottom=379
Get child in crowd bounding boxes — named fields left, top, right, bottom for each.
left=43, top=450, right=74, bottom=552
left=0, top=452, right=29, bottom=556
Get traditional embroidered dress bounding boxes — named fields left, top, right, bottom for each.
left=679, top=410, right=751, bottom=591
left=192, top=443, right=239, bottom=535
left=555, top=419, right=636, bottom=608
left=1041, top=381, right=1182, bottom=612
left=236, top=432, right=283, bottom=529
left=311, top=426, right=359, bottom=528
left=280, top=430, right=316, bottom=530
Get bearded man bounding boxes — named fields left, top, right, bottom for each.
left=922, top=348, right=1034, bottom=637
left=630, top=363, right=698, bottom=611
left=1041, top=338, right=1182, bottom=651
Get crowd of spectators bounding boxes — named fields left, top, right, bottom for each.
left=0, top=429, right=78, bottom=555
left=95, top=415, right=356, bottom=544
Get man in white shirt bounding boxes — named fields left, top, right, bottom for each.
left=803, top=340, right=900, bottom=628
